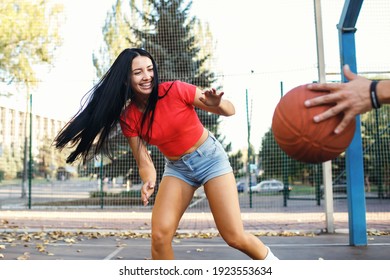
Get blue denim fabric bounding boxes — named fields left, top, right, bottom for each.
left=163, top=132, right=233, bottom=187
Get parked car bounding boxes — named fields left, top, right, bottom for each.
left=236, top=181, right=256, bottom=193
left=320, top=184, right=347, bottom=198
left=250, top=180, right=292, bottom=193
left=236, top=182, right=245, bottom=193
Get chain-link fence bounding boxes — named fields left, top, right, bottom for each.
left=0, top=0, right=389, bottom=232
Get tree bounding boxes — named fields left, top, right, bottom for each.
left=259, top=128, right=313, bottom=184
left=0, top=146, right=20, bottom=179
left=131, top=0, right=219, bottom=131
left=0, top=0, right=63, bottom=87
left=134, top=1, right=214, bottom=83
left=93, top=0, right=139, bottom=77
left=0, top=0, right=63, bottom=196
left=229, top=150, right=245, bottom=178
left=361, top=105, right=390, bottom=197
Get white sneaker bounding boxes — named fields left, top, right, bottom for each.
left=264, top=246, right=279, bottom=260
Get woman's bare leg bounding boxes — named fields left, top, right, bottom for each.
left=204, top=172, right=269, bottom=259
left=151, top=176, right=195, bottom=259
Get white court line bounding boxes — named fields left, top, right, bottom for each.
left=4, top=241, right=389, bottom=248
left=4, top=241, right=388, bottom=252
left=188, top=196, right=207, bottom=208
left=103, top=247, right=125, bottom=260
left=269, top=243, right=390, bottom=247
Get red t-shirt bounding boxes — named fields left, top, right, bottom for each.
left=120, top=81, right=204, bottom=157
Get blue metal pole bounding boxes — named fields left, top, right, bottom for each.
left=338, top=4, right=367, bottom=245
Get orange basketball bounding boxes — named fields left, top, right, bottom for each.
left=272, top=84, right=356, bottom=164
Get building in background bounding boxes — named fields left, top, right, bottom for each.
left=0, top=105, right=67, bottom=180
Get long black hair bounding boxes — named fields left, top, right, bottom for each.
left=54, top=48, right=160, bottom=164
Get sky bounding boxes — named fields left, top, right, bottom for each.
left=3, top=0, right=390, bottom=152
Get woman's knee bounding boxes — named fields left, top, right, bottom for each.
left=221, top=231, right=249, bottom=250
left=151, top=224, right=176, bottom=247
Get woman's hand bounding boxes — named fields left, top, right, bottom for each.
left=141, top=181, right=155, bottom=206
left=199, top=88, right=224, bottom=107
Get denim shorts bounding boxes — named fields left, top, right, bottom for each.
left=163, top=132, right=233, bottom=188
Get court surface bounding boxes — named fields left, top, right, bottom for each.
left=1, top=231, right=389, bottom=260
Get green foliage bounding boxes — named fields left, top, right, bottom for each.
left=258, top=129, right=284, bottom=179
left=361, top=105, right=390, bottom=195
left=0, top=0, right=63, bottom=87
left=229, top=150, right=245, bottom=178
left=258, top=128, right=345, bottom=185
left=0, top=145, right=21, bottom=179
left=35, top=136, right=67, bottom=179
left=93, top=0, right=139, bottom=77
left=133, top=0, right=215, bottom=86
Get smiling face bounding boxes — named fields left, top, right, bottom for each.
left=130, top=55, right=154, bottom=97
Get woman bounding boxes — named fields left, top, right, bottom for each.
left=305, top=64, right=390, bottom=134
left=55, top=48, right=278, bottom=260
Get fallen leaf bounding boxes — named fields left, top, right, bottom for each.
left=16, top=252, right=30, bottom=260
left=36, top=243, right=46, bottom=253
left=64, top=238, right=76, bottom=244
